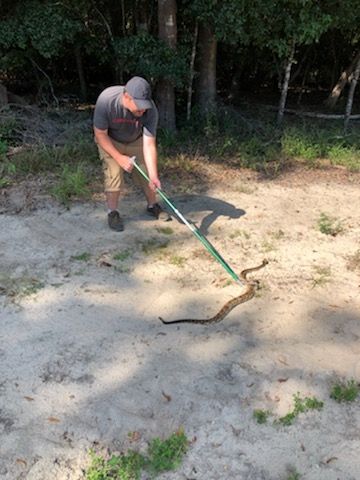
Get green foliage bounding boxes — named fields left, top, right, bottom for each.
left=113, top=33, right=188, bottom=86
left=330, top=380, right=359, bottom=403
left=50, top=163, right=91, bottom=206
left=169, top=255, right=186, bottom=267
left=311, top=265, right=332, bottom=288
left=146, top=429, right=189, bottom=475
left=0, top=117, right=19, bottom=145
left=253, top=409, right=270, bottom=424
left=86, top=450, right=145, bottom=480
left=0, top=273, right=45, bottom=299
left=282, top=128, right=321, bottom=162
left=287, top=470, right=301, bottom=480
left=246, top=0, right=332, bottom=58
left=328, top=145, right=360, bottom=172
left=85, top=430, right=188, bottom=480
left=156, top=226, right=174, bottom=235
left=317, top=213, right=343, bottom=236
left=71, top=252, right=91, bottom=262
left=140, top=238, right=169, bottom=255
left=278, top=393, right=324, bottom=426
left=188, top=0, right=249, bottom=44
left=0, top=1, right=82, bottom=59
left=113, top=250, right=132, bottom=262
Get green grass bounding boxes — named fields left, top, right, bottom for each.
left=161, top=107, right=360, bottom=173
left=71, top=252, right=91, bottom=262
left=51, top=163, right=91, bottom=206
left=146, top=429, right=188, bottom=476
left=277, top=393, right=324, bottom=426
left=2, top=105, right=360, bottom=194
left=113, top=249, right=132, bottom=261
left=311, top=265, right=332, bottom=288
left=85, top=429, right=189, bottom=480
left=330, top=379, right=359, bottom=403
left=140, top=238, right=169, bottom=255
left=156, top=226, right=174, bottom=235
left=0, top=273, right=45, bottom=299
left=317, top=213, right=344, bottom=236
left=169, top=255, right=186, bottom=267
left=86, top=450, right=145, bottom=480
left=286, top=470, right=301, bottom=480
left=229, top=229, right=251, bottom=240
left=253, top=409, right=271, bottom=424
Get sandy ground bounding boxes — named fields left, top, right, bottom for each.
left=0, top=166, right=360, bottom=480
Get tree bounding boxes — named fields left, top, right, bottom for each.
left=244, top=0, right=332, bottom=125
left=323, top=0, right=360, bottom=109
left=157, top=0, right=177, bottom=130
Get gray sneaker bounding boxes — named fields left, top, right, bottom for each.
left=108, top=210, right=124, bottom=231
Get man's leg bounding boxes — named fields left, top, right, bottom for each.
left=97, top=144, right=124, bottom=231
left=126, top=138, right=164, bottom=217
left=106, top=191, right=121, bottom=211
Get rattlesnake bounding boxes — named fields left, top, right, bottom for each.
left=159, top=259, right=268, bottom=325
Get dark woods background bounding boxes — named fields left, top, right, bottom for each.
left=1, top=0, right=360, bottom=129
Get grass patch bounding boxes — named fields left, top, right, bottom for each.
left=140, top=238, right=169, bottom=255
left=0, top=273, right=45, bottom=299
left=277, top=393, right=324, bottom=426
left=229, top=229, right=251, bottom=240
left=286, top=469, right=301, bottom=480
left=86, top=449, right=145, bottom=480
left=328, top=144, right=360, bottom=172
left=282, top=128, right=321, bottom=165
left=253, top=409, right=271, bottom=424
left=50, top=163, right=91, bottom=206
left=156, top=226, right=174, bottom=235
left=317, top=213, right=344, bottom=236
left=146, top=429, right=188, bottom=476
left=169, top=255, right=186, bottom=267
left=261, top=239, right=277, bottom=253
left=113, top=250, right=132, bottom=261
left=311, top=265, right=331, bottom=288
left=71, top=252, right=91, bottom=262
left=330, top=379, right=359, bottom=403
left=85, top=429, right=188, bottom=480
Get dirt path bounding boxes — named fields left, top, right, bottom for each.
left=1, top=168, right=360, bottom=480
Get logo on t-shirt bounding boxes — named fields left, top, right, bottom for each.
left=113, top=118, right=139, bottom=128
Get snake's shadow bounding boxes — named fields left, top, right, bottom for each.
left=165, top=194, right=246, bottom=235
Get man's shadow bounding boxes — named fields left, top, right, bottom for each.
left=165, top=194, right=246, bottom=235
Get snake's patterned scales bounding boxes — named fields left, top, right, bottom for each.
left=159, top=259, right=268, bottom=325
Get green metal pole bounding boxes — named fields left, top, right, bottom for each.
left=131, top=158, right=244, bottom=286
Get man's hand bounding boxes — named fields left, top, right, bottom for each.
left=149, top=176, right=161, bottom=191
left=121, top=155, right=134, bottom=173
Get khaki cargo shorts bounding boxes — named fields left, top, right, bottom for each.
left=97, top=136, right=148, bottom=192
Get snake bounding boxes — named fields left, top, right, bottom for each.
left=159, top=259, right=268, bottom=325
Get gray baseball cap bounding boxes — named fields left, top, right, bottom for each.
left=125, top=76, right=153, bottom=110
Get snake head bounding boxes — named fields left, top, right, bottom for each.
left=250, top=279, right=261, bottom=289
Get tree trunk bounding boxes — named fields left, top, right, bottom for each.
left=195, top=23, right=217, bottom=112
left=135, top=0, right=151, bottom=33
left=0, top=84, right=8, bottom=106
left=186, top=21, right=198, bottom=120
left=277, top=42, right=295, bottom=127
left=157, top=0, right=177, bottom=131
left=74, top=44, right=87, bottom=101
left=325, top=50, right=360, bottom=109
left=344, top=54, right=360, bottom=131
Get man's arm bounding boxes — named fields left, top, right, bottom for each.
left=143, top=134, right=161, bottom=190
left=94, top=127, right=133, bottom=172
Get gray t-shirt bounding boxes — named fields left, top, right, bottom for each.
left=93, top=86, right=159, bottom=143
